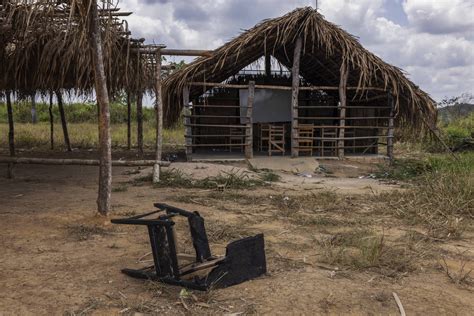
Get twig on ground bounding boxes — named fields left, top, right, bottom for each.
left=392, top=292, right=406, bottom=316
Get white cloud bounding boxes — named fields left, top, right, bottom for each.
left=403, top=0, right=474, bottom=36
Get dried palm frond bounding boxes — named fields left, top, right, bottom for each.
left=163, top=7, right=436, bottom=131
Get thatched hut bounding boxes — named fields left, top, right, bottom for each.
left=163, top=7, right=437, bottom=161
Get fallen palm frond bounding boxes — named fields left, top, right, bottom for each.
left=163, top=7, right=436, bottom=132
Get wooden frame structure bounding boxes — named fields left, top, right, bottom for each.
left=180, top=80, right=396, bottom=160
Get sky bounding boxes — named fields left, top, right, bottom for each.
left=120, top=0, right=474, bottom=102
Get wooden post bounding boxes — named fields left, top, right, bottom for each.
left=265, top=53, right=271, bottom=77
left=90, top=0, right=112, bottom=216
left=56, top=91, right=71, bottom=152
left=31, top=92, right=37, bottom=124
left=49, top=92, right=54, bottom=150
left=136, top=92, right=144, bottom=156
left=6, top=91, right=15, bottom=179
left=126, top=92, right=131, bottom=150
left=153, top=49, right=163, bottom=183
left=245, top=81, right=255, bottom=159
left=387, top=92, right=395, bottom=163
left=338, top=62, right=349, bottom=159
left=291, top=37, right=303, bottom=158
left=183, top=86, right=192, bottom=161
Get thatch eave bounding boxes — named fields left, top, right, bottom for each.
left=163, top=7, right=437, bottom=131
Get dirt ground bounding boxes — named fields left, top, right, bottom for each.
left=0, top=158, right=473, bottom=315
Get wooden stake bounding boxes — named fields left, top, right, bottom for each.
left=56, top=91, right=71, bottom=152
left=183, top=86, right=192, bottom=161
left=136, top=92, right=144, bottom=156
left=126, top=92, right=131, bottom=150
left=338, top=61, right=349, bottom=159
left=291, top=37, right=303, bottom=158
left=153, top=49, right=163, bottom=183
left=49, top=92, right=54, bottom=150
left=245, top=81, right=255, bottom=159
left=6, top=91, right=15, bottom=179
left=90, top=0, right=112, bottom=216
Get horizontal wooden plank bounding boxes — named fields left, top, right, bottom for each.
left=296, top=117, right=391, bottom=120
left=186, top=115, right=249, bottom=119
left=184, top=124, right=249, bottom=128
left=0, top=157, right=171, bottom=167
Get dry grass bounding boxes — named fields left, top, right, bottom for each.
left=145, top=168, right=268, bottom=190
left=439, top=252, right=473, bottom=288
left=316, top=229, right=425, bottom=277
left=379, top=173, right=473, bottom=240
left=206, top=221, right=254, bottom=243
left=0, top=122, right=184, bottom=150
left=66, top=224, right=110, bottom=241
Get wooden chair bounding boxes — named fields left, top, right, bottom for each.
left=229, top=127, right=244, bottom=152
left=321, top=127, right=338, bottom=157
left=259, top=123, right=270, bottom=152
left=297, top=124, right=314, bottom=156
left=269, top=124, right=285, bottom=156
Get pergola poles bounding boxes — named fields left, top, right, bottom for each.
left=245, top=81, right=255, bottom=159
left=338, top=61, right=349, bottom=159
left=291, top=37, right=303, bottom=158
left=136, top=92, right=144, bottom=156
left=387, top=92, right=395, bottom=162
left=153, top=48, right=164, bottom=183
left=183, top=86, right=192, bottom=161
left=56, top=90, right=71, bottom=152
left=90, top=0, right=112, bottom=216
left=49, top=92, right=54, bottom=150
left=6, top=91, right=15, bottom=179
left=126, top=92, right=131, bottom=150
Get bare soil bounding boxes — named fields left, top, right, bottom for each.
left=0, top=160, right=472, bottom=315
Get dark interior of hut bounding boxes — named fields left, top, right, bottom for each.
left=188, top=71, right=391, bottom=158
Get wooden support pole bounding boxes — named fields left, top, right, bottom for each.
left=338, top=62, right=349, bottom=159
left=136, top=92, right=144, bottom=156
left=90, top=0, right=112, bottom=216
left=265, top=53, right=271, bottom=77
left=387, top=92, right=395, bottom=162
left=126, top=92, right=131, bottom=150
left=153, top=50, right=163, bottom=183
left=6, top=91, right=15, bottom=179
left=56, top=91, right=71, bottom=152
left=291, top=37, right=303, bottom=158
left=183, top=86, right=192, bottom=161
left=245, top=81, right=255, bottom=159
left=49, top=92, right=54, bottom=150
left=160, top=49, right=211, bottom=56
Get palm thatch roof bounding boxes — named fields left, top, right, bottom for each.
left=0, top=0, right=153, bottom=95
left=163, top=7, right=437, bottom=130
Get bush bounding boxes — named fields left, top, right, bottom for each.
left=444, top=126, right=471, bottom=149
